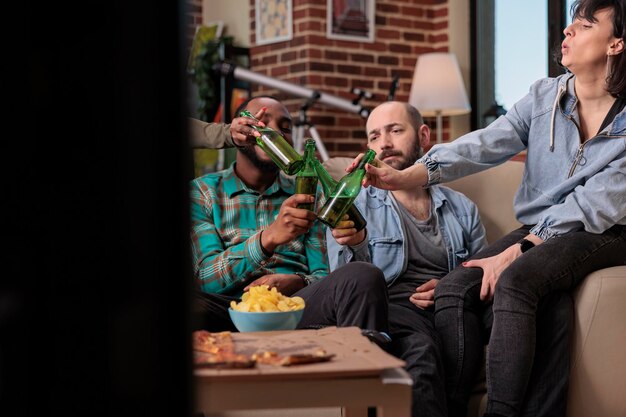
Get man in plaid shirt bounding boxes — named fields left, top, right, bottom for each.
left=190, top=96, right=388, bottom=332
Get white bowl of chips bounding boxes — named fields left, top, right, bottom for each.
left=229, top=285, right=305, bottom=332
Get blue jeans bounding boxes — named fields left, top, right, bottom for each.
left=434, top=225, right=626, bottom=417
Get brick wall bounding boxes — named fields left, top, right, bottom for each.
left=249, top=0, right=450, bottom=157
left=187, top=0, right=451, bottom=157
left=185, top=0, right=204, bottom=53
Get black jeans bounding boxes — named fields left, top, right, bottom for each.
left=193, top=261, right=389, bottom=333
left=387, top=278, right=447, bottom=417
left=434, top=225, right=626, bottom=417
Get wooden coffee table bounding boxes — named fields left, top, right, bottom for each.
left=194, top=326, right=412, bottom=417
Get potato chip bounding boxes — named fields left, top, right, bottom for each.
left=231, top=285, right=305, bottom=312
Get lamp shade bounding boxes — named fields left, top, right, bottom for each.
left=408, top=53, right=471, bottom=117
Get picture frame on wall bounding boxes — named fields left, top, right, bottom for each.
left=187, top=21, right=224, bottom=72
left=327, top=0, right=375, bottom=43
left=255, top=0, right=293, bottom=45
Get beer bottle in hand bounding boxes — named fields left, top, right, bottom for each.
left=312, top=158, right=367, bottom=232
left=295, top=138, right=318, bottom=211
left=239, top=109, right=304, bottom=175
left=317, top=149, right=376, bottom=229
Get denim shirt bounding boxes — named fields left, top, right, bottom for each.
left=419, top=73, right=626, bottom=241
left=326, top=185, right=487, bottom=285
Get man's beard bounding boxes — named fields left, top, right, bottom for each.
left=378, top=146, right=422, bottom=171
left=239, top=144, right=280, bottom=173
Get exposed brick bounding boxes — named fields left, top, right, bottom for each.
left=271, top=65, right=289, bottom=77
left=390, top=69, right=414, bottom=78
left=310, top=61, right=334, bottom=72
left=281, top=51, right=297, bottom=61
left=293, top=9, right=307, bottom=20
left=400, top=6, right=425, bottom=17
left=413, top=45, right=437, bottom=54
left=290, top=62, right=307, bottom=72
left=301, top=48, right=323, bottom=59
left=377, top=3, right=400, bottom=13
left=337, top=64, right=362, bottom=74
left=377, top=29, right=401, bottom=40
left=336, top=116, right=363, bottom=127
left=333, top=39, right=361, bottom=49
left=291, top=36, right=306, bottom=47
left=307, top=34, right=329, bottom=45
left=350, top=54, right=375, bottom=63
left=323, top=76, right=349, bottom=87
left=389, top=43, right=412, bottom=54
left=428, top=33, right=449, bottom=43
left=389, top=17, right=415, bottom=28
left=325, top=50, right=348, bottom=61
left=308, top=74, right=323, bottom=84
left=311, top=115, right=336, bottom=125
left=298, top=20, right=322, bottom=32
left=404, top=32, right=425, bottom=42
left=426, top=7, right=448, bottom=18
left=376, top=15, right=387, bottom=25
left=413, top=20, right=436, bottom=30
left=364, top=67, right=388, bottom=77
left=433, top=21, right=448, bottom=30
left=308, top=7, right=326, bottom=18
left=367, top=42, right=389, bottom=52
left=378, top=55, right=399, bottom=65
left=261, top=55, right=278, bottom=65
left=352, top=80, right=374, bottom=89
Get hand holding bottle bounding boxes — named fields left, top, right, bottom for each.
left=239, top=109, right=303, bottom=175
left=317, top=149, right=376, bottom=228
left=261, top=194, right=317, bottom=254
left=229, top=108, right=266, bottom=147
left=330, top=215, right=366, bottom=246
left=352, top=154, right=429, bottom=190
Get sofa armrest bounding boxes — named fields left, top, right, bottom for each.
left=567, top=266, right=626, bottom=417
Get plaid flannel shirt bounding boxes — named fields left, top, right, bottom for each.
left=190, top=163, right=328, bottom=296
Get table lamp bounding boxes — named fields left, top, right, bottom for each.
left=408, top=52, right=471, bottom=144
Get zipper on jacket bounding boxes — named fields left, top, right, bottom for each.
left=568, top=144, right=585, bottom=178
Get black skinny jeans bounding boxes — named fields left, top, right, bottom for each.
left=434, top=224, right=626, bottom=417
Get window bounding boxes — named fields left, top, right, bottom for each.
left=470, top=0, right=570, bottom=129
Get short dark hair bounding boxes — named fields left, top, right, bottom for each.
left=571, top=0, right=626, bottom=97
left=403, top=102, right=425, bottom=133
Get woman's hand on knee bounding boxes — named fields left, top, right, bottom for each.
left=463, top=245, right=523, bottom=301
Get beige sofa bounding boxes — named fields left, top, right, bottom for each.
left=325, top=157, right=626, bottom=417
left=206, top=157, right=626, bottom=417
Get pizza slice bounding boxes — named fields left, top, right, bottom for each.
left=192, top=330, right=256, bottom=369
left=252, top=348, right=335, bottom=366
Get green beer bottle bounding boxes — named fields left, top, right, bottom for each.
left=239, top=109, right=304, bottom=175
left=312, top=157, right=367, bottom=232
left=316, top=149, right=376, bottom=229
left=295, top=138, right=318, bottom=211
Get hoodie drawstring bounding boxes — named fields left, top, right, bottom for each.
left=549, top=84, right=567, bottom=152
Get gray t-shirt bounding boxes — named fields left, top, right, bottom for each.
left=392, top=195, right=449, bottom=292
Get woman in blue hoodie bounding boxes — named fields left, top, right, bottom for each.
left=360, top=1, right=626, bottom=416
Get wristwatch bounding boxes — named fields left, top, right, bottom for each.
left=294, top=272, right=309, bottom=286
left=517, top=238, right=535, bottom=253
